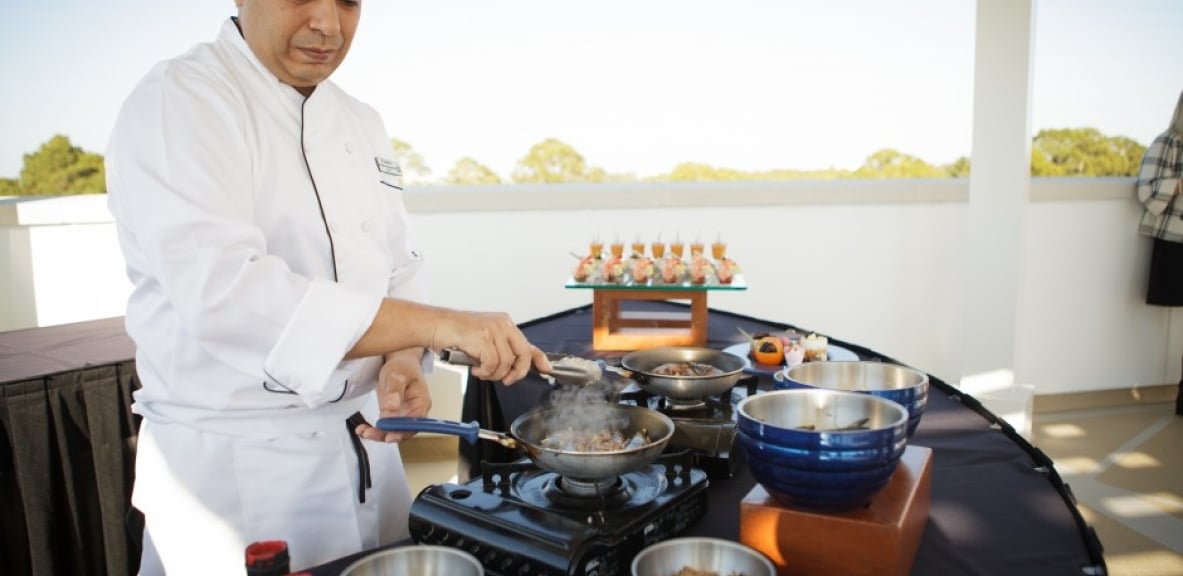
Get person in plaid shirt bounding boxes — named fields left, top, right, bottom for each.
left=1136, top=89, right=1183, bottom=415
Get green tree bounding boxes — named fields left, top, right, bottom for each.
left=390, top=138, right=432, bottom=184
left=445, top=157, right=502, bottom=185
left=512, top=138, right=606, bottom=184
left=1030, top=128, right=1144, bottom=177
left=665, top=162, right=746, bottom=182
left=20, top=135, right=106, bottom=195
left=0, top=178, right=21, bottom=195
left=944, top=156, right=971, bottom=178
left=854, top=149, right=945, bottom=179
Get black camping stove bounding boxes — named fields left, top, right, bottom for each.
left=616, top=376, right=758, bottom=479
left=408, top=450, right=707, bottom=576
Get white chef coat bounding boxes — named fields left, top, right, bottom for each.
left=106, top=18, right=428, bottom=574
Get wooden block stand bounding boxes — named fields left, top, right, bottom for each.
left=739, top=445, right=933, bottom=576
left=592, top=288, right=708, bottom=350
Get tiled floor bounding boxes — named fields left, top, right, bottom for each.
left=1031, top=399, right=1183, bottom=576
left=402, top=435, right=462, bottom=493
left=400, top=395, right=1183, bottom=575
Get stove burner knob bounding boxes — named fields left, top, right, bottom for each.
left=452, top=536, right=466, bottom=549
left=499, top=557, right=515, bottom=572
left=517, top=564, right=533, bottom=575
left=482, top=549, right=497, bottom=565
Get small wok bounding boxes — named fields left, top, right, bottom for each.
left=620, top=347, right=747, bottom=401
left=376, top=404, right=673, bottom=480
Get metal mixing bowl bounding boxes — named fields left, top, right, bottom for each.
left=340, top=545, right=483, bottom=576
left=776, top=361, right=929, bottom=437
left=737, top=388, right=909, bottom=511
left=631, top=537, right=775, bottom=576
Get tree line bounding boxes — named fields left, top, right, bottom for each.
left=1, top=128, right=1146, bottom=196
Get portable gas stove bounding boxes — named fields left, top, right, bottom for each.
left=407, top=450, right=707, bottom=576
left=616, top=375, right=758, bottom=479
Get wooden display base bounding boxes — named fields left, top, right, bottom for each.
left=739, top=445, right=933, bottom=576
left=591, top=288, right=708, bottom=350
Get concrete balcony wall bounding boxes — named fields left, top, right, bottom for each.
left=1, top=195, right=130, bottom=330
left=0, top=178, right=1171, bottom=398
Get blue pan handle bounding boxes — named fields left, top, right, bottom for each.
left=375, top=417, right=479, bottom=444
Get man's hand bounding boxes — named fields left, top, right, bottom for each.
left=432, top=311, right=552, bottom=385
left=354, top=348, right=432, bottom=443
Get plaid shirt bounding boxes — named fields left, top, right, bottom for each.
left=1137, top=131, right=1183, bottom=241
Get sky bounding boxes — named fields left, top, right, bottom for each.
left=0, top=0, right=1180, bottom=181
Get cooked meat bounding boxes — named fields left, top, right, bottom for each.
left=651, top=362, right=723, bottom=377
left=674, top=567, right=744, bottom=576
left=540, top=427, right=652, bottom=452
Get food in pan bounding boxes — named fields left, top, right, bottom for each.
left=551, top=355, right=603, bottom=383
left=674, top=567, right=744, bottom=576
left=540, top=427, right=652, bottom=452
left=650, top=362, right=724, bottom=377
left=796, top=417, right=871, bottom=432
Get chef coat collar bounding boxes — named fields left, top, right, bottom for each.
left=220, top=17, right=315, bottom=108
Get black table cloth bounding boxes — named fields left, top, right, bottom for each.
left=451, top=302, right=1106, bottom=576
left=0, top=308, right=1107, bottom=576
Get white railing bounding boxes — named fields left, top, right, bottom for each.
left=2, top=178, right=1173, bottom=401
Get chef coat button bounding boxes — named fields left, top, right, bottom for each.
left=344, top=143, right=353, bottom=154
left=361, top=220, right=371, bottom=232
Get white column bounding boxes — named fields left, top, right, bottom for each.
left=959, top=0, right=1036, bottom=416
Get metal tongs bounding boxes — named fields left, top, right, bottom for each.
left=439, top=347, right=602, bottom=387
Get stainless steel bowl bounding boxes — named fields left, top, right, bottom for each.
left=777, top=361, right=929, bottom=437
left=631, top=537, right=775, bottom=576
left=340, top=545, right=483, bottom=576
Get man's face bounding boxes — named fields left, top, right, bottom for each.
left=235, top=0, right=360, bottom=95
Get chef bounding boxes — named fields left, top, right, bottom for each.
left=104, top=1, right=550, bottom=574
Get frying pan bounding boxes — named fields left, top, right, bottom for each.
left=376, top=404, right=674, bottom=480
left=619, top=347, right=747, bottom=401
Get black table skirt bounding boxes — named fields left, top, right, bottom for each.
left=0, top=318, right=142, bottom=576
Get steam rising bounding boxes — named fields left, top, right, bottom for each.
left=543, top=369, right=627, bottom=445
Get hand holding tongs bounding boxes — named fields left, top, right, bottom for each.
left=439, top=347, right=600, bottom=387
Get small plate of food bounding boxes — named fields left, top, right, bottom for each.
left=723, top=329, right=858, bottom=376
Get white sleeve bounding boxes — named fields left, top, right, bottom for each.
left=107, top=62, right=379, bottom=406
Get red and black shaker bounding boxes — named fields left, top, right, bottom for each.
left=245, top=540, right=290, bottom=576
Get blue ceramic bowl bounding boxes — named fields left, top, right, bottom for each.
left=775, top=361, right=929, bottom=437
left=736, top=389, right=909, bottom=511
